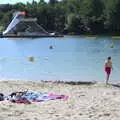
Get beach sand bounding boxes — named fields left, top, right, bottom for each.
left=0, top=80, right=120, bottom=120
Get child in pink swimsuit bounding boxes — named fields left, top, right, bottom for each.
left=104, top=56, right=113, bottom=84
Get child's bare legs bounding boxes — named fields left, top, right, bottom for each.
left=106, top=73, right=110, bottom=84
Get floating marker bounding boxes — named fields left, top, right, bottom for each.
left=49, top=45, right=53, bottom=49
left=110, top=43, right=115, bottom=48
left=28, top=56, right=34, bottom=62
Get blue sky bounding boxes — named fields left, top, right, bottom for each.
left=0, top=0, right=49, bottom=4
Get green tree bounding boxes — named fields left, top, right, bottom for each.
left=105, top=0, right=120, bottom=34
left=65, top=13, right=86, bottom=34
left=82, top=0, right=105, bottom=34
left=39, top=0, right=46, bottom=4
left=49, top=0, right=58, bottom=5
left=1, top=0, right=120, bottom=35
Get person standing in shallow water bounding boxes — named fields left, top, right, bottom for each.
left=104, top=56, right=113, bottom=84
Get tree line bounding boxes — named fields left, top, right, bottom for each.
left=0, top=0, right=120, bottom=35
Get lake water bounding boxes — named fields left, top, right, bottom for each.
left=0, top=36, right=120, bottom=82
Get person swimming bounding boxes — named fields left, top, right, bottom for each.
left=104, top=56, right=113, bottom=84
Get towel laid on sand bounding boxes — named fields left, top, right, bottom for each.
left=22, top=92, right=68, bottom=102
left=5, top=91, right=68, bottom=104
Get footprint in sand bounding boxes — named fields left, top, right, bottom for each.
left=1, top=107, right=8, bottom=111
left=14, top=110, right=24, bottom=116
left=34, top=118, right=39, bottom=120
left=98, top=113, right=111, bottom=117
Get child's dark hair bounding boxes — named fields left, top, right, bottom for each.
left=108, top=56, right=111, bottom=60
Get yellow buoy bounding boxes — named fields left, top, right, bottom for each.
left=28, top=56, right=34, bottom=62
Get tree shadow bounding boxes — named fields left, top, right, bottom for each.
left=64, top=81, right=97, bottom=85
left=109, top=83, right=120, bottom=88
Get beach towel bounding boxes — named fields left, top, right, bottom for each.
left=15, top=98, right=31, bottom=104
left=48, top=94, right=69, bottom=100
left=4, top=91, right=68, bottom=104
left=22, top=92, right=68, bottom=102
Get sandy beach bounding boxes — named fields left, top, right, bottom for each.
left=0, top=80, right=120, bottom=120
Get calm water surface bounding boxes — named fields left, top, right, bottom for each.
left=0, top=36, right=120, bottom=82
